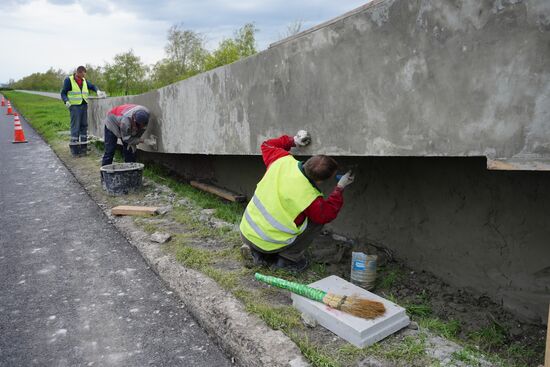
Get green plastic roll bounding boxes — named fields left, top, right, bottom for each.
left=254, top=273, right=326, bottom=302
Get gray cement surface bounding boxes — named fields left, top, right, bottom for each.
left=0, top=104, right=231, bottom=366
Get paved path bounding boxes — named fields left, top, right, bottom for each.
left=0, top=95, right=231, bottom=366
left=16, top=90, right=61, bottom=99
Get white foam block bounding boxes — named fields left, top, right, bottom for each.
left=291, top=275, right=410, bottom=347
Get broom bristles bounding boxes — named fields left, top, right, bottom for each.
left=323, top=293, right=386, bottom=319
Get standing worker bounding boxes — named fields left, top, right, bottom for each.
left=101, top=104, right=151, bottom=166
left=240, top=131, right=355, bottom=272
left=60, top=65, right=106, bottom=157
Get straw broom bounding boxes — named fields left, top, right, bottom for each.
left=255, top=273, right=386, bottom=319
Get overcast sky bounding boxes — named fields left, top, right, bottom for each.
left=0, top=0, right=369, bottom=83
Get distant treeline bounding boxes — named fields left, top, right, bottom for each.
left=8, top=23, right=259, bottom=96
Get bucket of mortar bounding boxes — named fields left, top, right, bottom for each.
left=350, top=252, right=377, bottom=290
left=100, top=162, right=144, bottom=196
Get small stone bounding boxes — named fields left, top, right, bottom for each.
left=157, top=205, right=172, bottom=215
left=210, top=218, right=231, bottom=229
left=177, top=199, right=191, bottom=207
left=332, top=233, right=349, bottom=242
left=150, top=232, right=171, bottom=244
left=509, top=325, right=523, bottom=338
left=301, top=312, right=318, bottom=328
left=407, top=321, right=419, bottom=330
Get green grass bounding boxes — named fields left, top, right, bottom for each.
left=175, top=245, right=215, bottom=268
left=418, top=317, right=461, bottom=339
left=468, top=322, right=508, bottom=351
left=291, top=335, right=341, bottom=367
left=377, top=269, right=401, bottom=289
left=405, top=303, right=433, bottom=317
left=451, top=347, right=483, bottom=366
left=3, top=91, right=69, bottom=141
left=383, top=335, right=428, bottom=363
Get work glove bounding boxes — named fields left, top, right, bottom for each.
left=142, top=135, right=157, bottom=148
left=65, top=101, right=71, bottom=109
left=97, top=90, right=107, bottom=98
left=127, top=144, right=137, bottom=154
left=337, top=170, right=355, bottom=189
left=293, top=130, right=311, bottom=147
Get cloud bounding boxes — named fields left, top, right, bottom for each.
left=0, top=0, right=369, bottom=82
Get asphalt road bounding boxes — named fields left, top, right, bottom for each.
left=16, top=90, right=61, bottom=99
left=0, top=97, right=231, bottom=366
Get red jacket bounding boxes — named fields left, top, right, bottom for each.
left=261, top=135, right=344, bottom=226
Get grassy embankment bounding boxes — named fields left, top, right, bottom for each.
left=2, top=90, right=543, bottom=367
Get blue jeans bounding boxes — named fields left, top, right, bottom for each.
left=69, top=104, right=88, bottom=143
left=101, top=126, right=136, bottom=166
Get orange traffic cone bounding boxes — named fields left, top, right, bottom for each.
left=1, top=96, right=5, bottom=106
left=13, top=113, right=28, bottom=143
left=6, top=101, right=13, bottom=115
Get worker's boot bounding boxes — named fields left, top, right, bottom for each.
left=79, top=142, right=88, bottom=156
left=271, top=255, right=309, bottom=273
left=79, top=136, right=88, bottom=156
left=240, top=244, right=270, bottom=268
left=69, top=141, right=80, bottom=157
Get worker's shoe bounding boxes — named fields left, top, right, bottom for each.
left=79, top=143, right=88, bottom=156
left=69, top=142, right=80, bottom=157
left=271, top=256, right=309, bottom=273
left=240, top=244, right=269, bottom=268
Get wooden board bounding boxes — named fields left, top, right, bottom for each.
left=190, top=181, right=246, bottom=202
left=111, top=205, right=159, bottom=216
left=487, top=158, right=550, bottom=171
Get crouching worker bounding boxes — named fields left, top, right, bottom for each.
left=101, top=104, right=150, bottom=166
left=239, top=131, right=354, bottom=272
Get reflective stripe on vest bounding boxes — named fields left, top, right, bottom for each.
left=239, top=155, right=321, bottom=252
left=68, top=75, right=89, bottom=105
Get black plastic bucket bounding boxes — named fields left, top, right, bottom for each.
left=100, top=163, right=144, bottom=195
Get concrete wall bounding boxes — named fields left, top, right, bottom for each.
left=89, top=0, right=550, bottom=161
left=89, top=0, right=550, bottom=322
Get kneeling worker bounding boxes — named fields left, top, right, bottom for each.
left=101, top=104, right=150, bottom=166
left=239, top=131, right=354, bottom=272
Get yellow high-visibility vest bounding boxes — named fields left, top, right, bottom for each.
left=240, top=155, right=321, bottom=251
left=67, top=75, right=89, bottom=105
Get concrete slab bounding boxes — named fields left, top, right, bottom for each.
left=291, top=275, right=410, bottom=347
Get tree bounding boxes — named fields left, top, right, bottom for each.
left=10, top=68, right=65, bottom=91
left=165, top=24, right=207, bottom=77
left=150, top=59, right=181, bottom=88
left=103, top=49, right=149, bottom=95
left=203, top=23, right=258, bottom=71
left=83, top=64, right=105, bottom=91
left=235, top=23, right=258, bottom=57
left=279, top=20, right=303, bottom=40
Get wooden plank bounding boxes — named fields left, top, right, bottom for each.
left=190, top=181, right=246, bottom=202
left=111, top=205, right=159, bottom=216
left=487, top=158, right=550, bottom=171
left=546, top=304, right=550, bottom=367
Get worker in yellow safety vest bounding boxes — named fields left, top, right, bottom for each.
left=240, top=130, right=355, bottom=272
left=60, top=65, right=106, bottom=157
